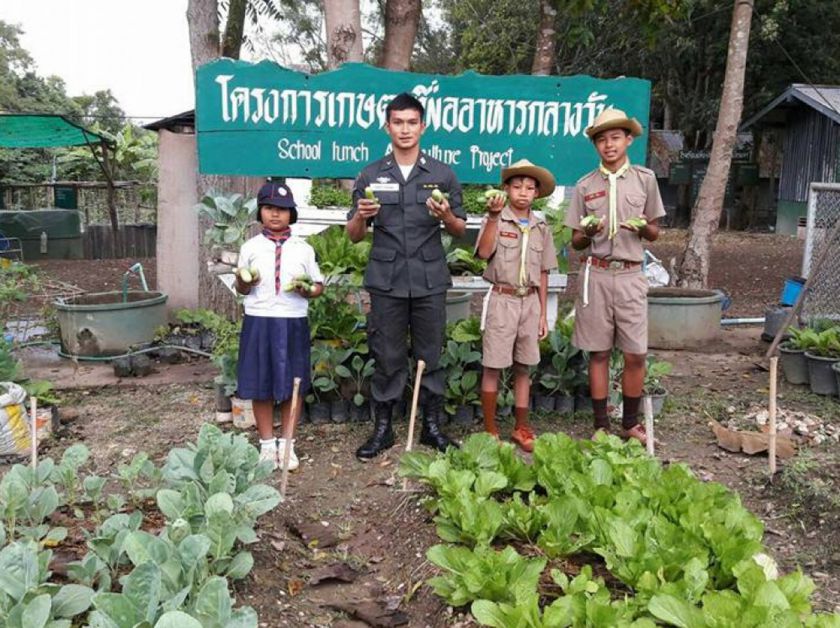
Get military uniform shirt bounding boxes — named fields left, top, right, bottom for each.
left=350, top=152, right=465, bottom=298
left=565, top=164, right=665, bottom=262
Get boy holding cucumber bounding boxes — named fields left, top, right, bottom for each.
left=564, top=108, right=665, bottom=444
left=235, top=181, right=324, bottom=471
left=474, top=159, right=558, bottom=452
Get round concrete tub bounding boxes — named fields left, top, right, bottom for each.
left=55, top=291, right=168, bottom=357
left=647, top=288, right=722, bottom=349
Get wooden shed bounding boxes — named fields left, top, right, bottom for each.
left=740, top=84, right=840, bottom=235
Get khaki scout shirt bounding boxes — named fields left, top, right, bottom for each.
left=476, top=207, right=558, bottom=288
left=564, top=164, right=666, bottom=262
left=349, top=152, right=466, bottom=298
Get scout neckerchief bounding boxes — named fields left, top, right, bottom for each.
left=598, top=160, right=630, bottom=240
left=262, top=227, right=292, bottom=294
left=516, top=216, right=530, bottom=286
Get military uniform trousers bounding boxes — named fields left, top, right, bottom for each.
left=367, top=292, right=447, bottom=403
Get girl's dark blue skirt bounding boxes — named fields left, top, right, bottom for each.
left=236, top=315, right=311, bottom=401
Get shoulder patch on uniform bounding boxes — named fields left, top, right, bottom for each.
left=633, top=165, right=656, bottom=177
left=576, top=170, right=599, bottom=185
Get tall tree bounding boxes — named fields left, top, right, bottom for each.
left=531, top=0, right=558, bottom=75
left=381, top=0, right=421, bottom=71
left=323, top=0, right=364, bottom=68
left=677, top=0, right=754, bottom=288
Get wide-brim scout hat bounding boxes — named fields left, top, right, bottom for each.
left=257, top=181, right=297, bottom=224
left=501, top=159, right=556, bottom=199
left=585, top=108, right=643, bottom=140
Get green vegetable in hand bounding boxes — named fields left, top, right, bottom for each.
left=484, top=188, right=506, bottom=202
left=580, top=215, right=603, bottom=228
left=431, top=188, right=446, bottom=203
left=237, top=266, right=260, bottom=283
left=625, top=217, right=647, bottom=229
left=285, top=274, right=316, bottom=294
left=364, top=186, right=376, bottom=200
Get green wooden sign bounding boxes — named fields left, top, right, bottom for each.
left=196, top=60, right=651, bottom=185
left=54, top=185, right=78, bottom=209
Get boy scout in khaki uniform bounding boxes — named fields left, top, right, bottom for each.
left=565, top=108, right=666, bottom=444
left=475, top=159, right=558, bottom=452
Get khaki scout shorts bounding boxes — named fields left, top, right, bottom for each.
left=573, top=266, right=648, bottom=354
left=482, top=291, right=541, bottom=368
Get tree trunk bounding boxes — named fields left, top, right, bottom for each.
left=187, top=0, right=220, bottom=70
left=323, top=0, right=364, bottom=69
left=677, top=0, right=753, bottom=289
left=221, top=0, right=248, bottom=59
left=381, top=0, right=421, bottom=70
left=531, top=0, right=557, bottom=75
left=101, top=146, right=121, bottom=258
left=188, top=0, right=248, bottom=316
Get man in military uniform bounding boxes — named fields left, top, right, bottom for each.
left=347, top=92, right=466, bottom=460
left=565, top=108, right=666, bottom=444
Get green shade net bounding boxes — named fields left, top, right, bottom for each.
left=0, top=114, right=109, bottom=148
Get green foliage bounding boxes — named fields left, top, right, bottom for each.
left=788, top=325, right=840, bottom=358
left=644, top=356, right=673, bottom=394
left=0, top=541, right=94, bottom=626
left=307, top=283, right=366, bottom=349
left=307, top=226, right=371, bottom=283
left=335, top=353, right=375, bottom=406
left=400, top=432, right=840, bottom=625
left=308, top=181, right=353, bottom=208
left=195, top=192, right=258, bottom=249
left=538, top=322, right=584, bottom=396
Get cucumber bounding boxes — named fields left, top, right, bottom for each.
left=625, top=217, right=647, bottom=229
left=580, top=215, right=602, bottom=228
left=364, top=187, right=377, bottom=201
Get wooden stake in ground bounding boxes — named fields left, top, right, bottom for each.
left=768, top=356, right=778, bottom=475
left=30, top=396, right=37, bottom=469
left=644, top=395, right=655, bottom=456
left=402, top=359, right=426, bottom=492
left=280, top=377, right=302, bottom=500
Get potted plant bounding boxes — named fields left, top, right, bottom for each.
left=643, top=356, right=673, bottom=417
left=537, top=325, right=582, bottom=414
left=337, top=352, right=375, bottom=422
left=440, top=339, right=482, bottom=424
left=803, top=326, right=840, bottom=396
left=308, top=344, right=339, bottom=423
left=780, top=326, right=813, bottom=385
left=195, top=192, right=258, bottom=268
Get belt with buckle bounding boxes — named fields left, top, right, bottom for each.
left=582, top=257, right=641, bottom=270
left=493, top=285, right=536, bottom=297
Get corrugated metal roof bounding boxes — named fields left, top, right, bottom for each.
left=741, top=84, right=840, bottom=130
left=144, top=110, right=195, bottom=132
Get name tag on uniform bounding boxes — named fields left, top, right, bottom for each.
left=369, top=182, right=400, bottom=192
left=500, top=231, right=518, bottom=239
left=584, top=190, right=606, bottom=202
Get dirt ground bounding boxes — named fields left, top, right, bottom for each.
left=7, top=230, right=839, bottom=626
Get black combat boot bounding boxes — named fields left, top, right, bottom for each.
left=356, top=401, right=395, bottom=460
left=419, top=394, right=458, bottom=452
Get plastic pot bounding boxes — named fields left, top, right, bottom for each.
left=804, top=352, right=840, bottom=396
left=779, top=344, right=809, bottom=385
left=452, top=405, right=476, bottom=425
left=555, top=395, right=575, bottom=414
left=309, top=401, right=331, bottom=424
left=533, top=394, right=555, bottom=412
left=330, top=399, right=349, bottom=423
left=349, top=400, right=371, bottom=422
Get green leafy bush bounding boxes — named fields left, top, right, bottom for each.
left=309, top=181, right=353, bottom=208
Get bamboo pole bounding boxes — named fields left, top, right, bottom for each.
left=30, top=396, right=37, bottom=469
left=280, top=378, right=302, bottom=499
left=401, top=360, right=426, bottom=492
left=768, top=356, right=778, bottom=475
left=644, top=395, right=655, bottom=456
